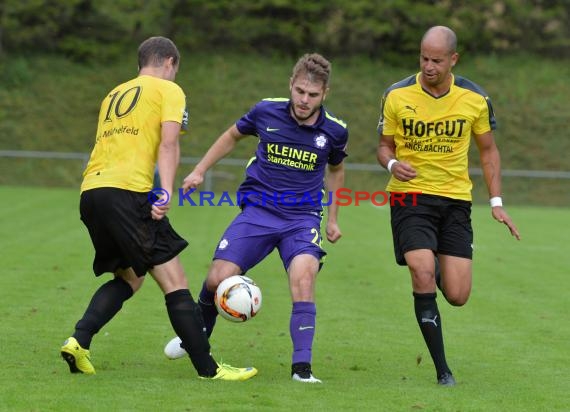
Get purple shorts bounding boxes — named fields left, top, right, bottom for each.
left=213, top=206, right=326, bottom=272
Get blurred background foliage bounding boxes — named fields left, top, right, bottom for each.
left=1, top=0, right=569, bottom=62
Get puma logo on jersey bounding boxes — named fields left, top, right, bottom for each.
left=405, top=105, right=418, bottom=114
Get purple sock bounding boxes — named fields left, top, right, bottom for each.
left=290, top=301, right=316, bottom=365
left=197, top=281, right=217, bottom=337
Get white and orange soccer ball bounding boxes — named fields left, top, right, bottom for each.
left=215, top=275, right=262, bottom=322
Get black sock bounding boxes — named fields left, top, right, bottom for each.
left=413, top=292, right=451, bottom=378
left=73, top=277, right=134, bottom=348
left=165, top=289, right=218, bottom=377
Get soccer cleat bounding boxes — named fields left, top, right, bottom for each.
left=60, top=337, right=96, bottom=375
left=164, top=336, right=188, bottom=360
left=437, top=372, right=456, bottom=386
left=291, top=362, right=322, bottom=383
left=200, top=363, right=258, bottom=381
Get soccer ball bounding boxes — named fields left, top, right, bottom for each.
left=215, top=275, right=262, bottom=322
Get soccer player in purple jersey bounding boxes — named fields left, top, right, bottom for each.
left=166, top=53, right=349, bottom=383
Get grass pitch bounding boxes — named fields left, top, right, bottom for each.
left=0, top=186, right=568, bottom=411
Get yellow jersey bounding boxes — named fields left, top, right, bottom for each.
left=81, top=75, right=188, bottom=193
left=378, top=73, right=496, bottom=201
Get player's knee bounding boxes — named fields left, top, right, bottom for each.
left=289, top=272, right=316, bottom=301
left=206, top=272, right=236, bottom=292
left=126, top=276, right=145, bottom=293
left=293, top=279, right=314, bottom=297
left=116, top=269, right=145, bottom=293
left=410, top=270, right=435, bottom=291
left=206, top=261, right=241, bottom=290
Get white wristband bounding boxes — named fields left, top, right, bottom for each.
left=490, top=196, right=503, bottom=207
left=387, top=159, right=399, bottom=173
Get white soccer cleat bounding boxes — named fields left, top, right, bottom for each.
left=292, top=372, right=322, bottom=383
left=291, top=363, right=322, bottom=383
left=163, top=336, right=188, bottom=360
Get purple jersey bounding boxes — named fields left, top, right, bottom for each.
left=235, top=98, right=348, bottom=216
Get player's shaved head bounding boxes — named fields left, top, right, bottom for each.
left=421, top=26, right=457, bottom=55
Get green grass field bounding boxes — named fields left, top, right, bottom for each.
left=1, top=186, right=568, bottom=411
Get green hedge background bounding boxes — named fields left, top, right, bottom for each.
left=2, top=0, right=569, bottom=62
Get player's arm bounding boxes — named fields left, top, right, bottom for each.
left=153, top=120, right=182, bottom=220
left=324, top=162, right=344, bottom=243
left=474, top=131, right=520, bottom=240
left=474, top=130, right=502, bottom=199
left=182, top=124, right=246, bottom=192
left=377, top=133, right=416, bottom=181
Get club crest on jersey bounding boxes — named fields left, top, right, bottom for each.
left=314, top=134, right=328, bottom=149
left=218, top=238, right=229, bottom=250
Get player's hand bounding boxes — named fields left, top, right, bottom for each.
left=391, top=161, right=417, bottom=182
left=326, top=221, right=342, bottom=243
left=182, top=170, right=204, bottom=193
left=492, top=207, right=521, bottom=240
left=151, top=200, right=171, bottom=220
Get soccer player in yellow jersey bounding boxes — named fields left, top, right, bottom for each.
left=377, top=26, right=520, bottom=386
left=60, top=36, right=256, bottom=381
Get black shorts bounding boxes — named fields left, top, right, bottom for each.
left=390, top=193, right=473, bottom=266
left=80, top=188, right=188, bottom=277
